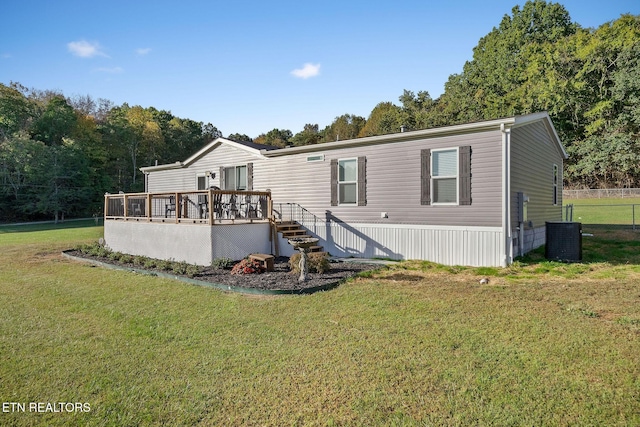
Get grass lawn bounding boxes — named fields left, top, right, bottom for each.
left=1, top=222, right=639, bottom=426
left=564, top=197, right=640, bottom=225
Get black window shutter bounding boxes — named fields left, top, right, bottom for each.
left=421, top=149, right=431, bottom=205
left=219, top=166, right=225, bottom=190
left=357, top=156, right=367, bottom=206
left=330, top=159, right=338, bottom=206
left=247, top=162, right=253, bottom=190
left=459, top=146, right=471, bottom=205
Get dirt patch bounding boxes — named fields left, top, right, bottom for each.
left=66, top=251, right=381, bottom=293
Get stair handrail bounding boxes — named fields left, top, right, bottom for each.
left=273, top=202, right=323, bottom=225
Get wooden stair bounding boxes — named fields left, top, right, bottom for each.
left=276, top=221, right=324, bottom=253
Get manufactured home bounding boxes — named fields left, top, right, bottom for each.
left=103, top=112, right=567, bottom=267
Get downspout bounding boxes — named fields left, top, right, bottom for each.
left=501, top=123, right=512, bottom=267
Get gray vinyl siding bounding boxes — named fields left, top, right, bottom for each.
left=256, top=129, right=503, bottom=227
left=146, top=144, right=265, bottom=192
left=510, top=121, right=564, bottom=229
left=146, top=168, right=193, bottom=193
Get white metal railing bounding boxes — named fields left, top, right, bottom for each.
left=104, top=190, right=272, bottom=224
left=272, top=202, right=323, bottom=225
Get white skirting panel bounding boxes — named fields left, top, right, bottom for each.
left=104, top=221, right=271, bottom=266
left=293, top=221, right=505, bottom=267
left=105, top=221, right=506, bottom=267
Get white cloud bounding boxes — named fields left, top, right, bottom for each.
left=94, top=67, right=124, bottom=74
left=291, top=63, right=321, bottom=79
left=67, top=40, right=108, bottom=58
left=136, top=47, right=151, bottom=55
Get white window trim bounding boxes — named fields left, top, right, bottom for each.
left=338, top=157, right=358, bottom=206
left=431, top=147, right=459, bottom=205
left=223, top=165, right=248, bottom=191
left=196, top=173, right=208, bottom=190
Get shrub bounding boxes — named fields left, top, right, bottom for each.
left=172, top=261, right=195, bottom=275
left=119, top=254, right=134, bottom=264
left=107, top=251, right=123, bottom=262
left=212, top=257, right=234, bottom=270
left=76, top=242, right=111, bottom=258
left=230, top=258, right=266, bottom=275
left=185, top=264, right=201, bottom=278
left=289, top=252, right=330, bottom=275
left=132, top=255, right=147, bottom=267
left=143, top=258, right=157, bottom=269
left=171, top=261, right=187, bottom=275
left=156, top=260, right=172, bottom=271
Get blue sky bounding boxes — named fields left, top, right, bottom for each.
left=1, top=0, right=637, bottom=139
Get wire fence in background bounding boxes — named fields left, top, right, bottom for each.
left=563, top=188, right=640, bottom=199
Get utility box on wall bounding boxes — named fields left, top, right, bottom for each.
left=545, top=221, right=582, bottom=262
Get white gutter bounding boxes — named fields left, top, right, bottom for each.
left=501, top=122, right=512, bottom=267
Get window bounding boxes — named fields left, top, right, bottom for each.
left=222, top=165, right=247, bottom=190
left=196, top=174, right=208, bottom=207
left=338, top=159, right=357, bottom=204
left=196, top=174, right=207, bottom=190
left=307, top=154, right=324, bottom=162
left=552, top=165, right=558, bottom=205
left=432, top=148, right=458, bottom=204
left=331, top=157, right=366, bottom=206
left=421, top=146, right=471, bottom=206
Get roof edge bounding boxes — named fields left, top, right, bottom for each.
left=140, top=161, right=183, bottom=173
left=140, top=137, right=270, bottom=173
left=182, top=138, right=270, bottom=166
left=263, top=116, right=517, bottom=157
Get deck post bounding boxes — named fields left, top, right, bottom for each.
left=182, top=194, right=189, bottom=219
left=268, top=193, right=280, bottom=256
left=146, top=193, right=152, bottom=221
left=208, top=189, right=214, bottom=226
left=175, top=192, right=180, bottom=224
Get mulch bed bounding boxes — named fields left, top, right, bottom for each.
left=65, top=251, right=381, bottom=293
left=204, top=257, right=380, bottom=292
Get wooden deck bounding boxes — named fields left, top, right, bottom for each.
left=104, top=190, right=273, bottom=225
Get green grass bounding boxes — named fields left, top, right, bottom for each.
left=1, top=223, right=639, bottom=426
left=564, top=197, right=640, bottom=225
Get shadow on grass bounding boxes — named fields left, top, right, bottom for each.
left=517, top=224, right=640, bottom=266
left=0, top=219, right=102, bottom=234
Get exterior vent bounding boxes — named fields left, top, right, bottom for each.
left=545, top=221, right=582, bottom=262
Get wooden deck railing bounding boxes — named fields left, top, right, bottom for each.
left=104, top=190, right=273, bottom=224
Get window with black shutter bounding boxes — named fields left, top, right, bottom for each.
left=331, top=157, right=366, bottom=206
left=421, top=146, right=471, bottom=205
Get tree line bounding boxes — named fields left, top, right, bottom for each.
left=0, top=85, right=221, bottom=221
left=1, top=0, right=639, bottom=221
